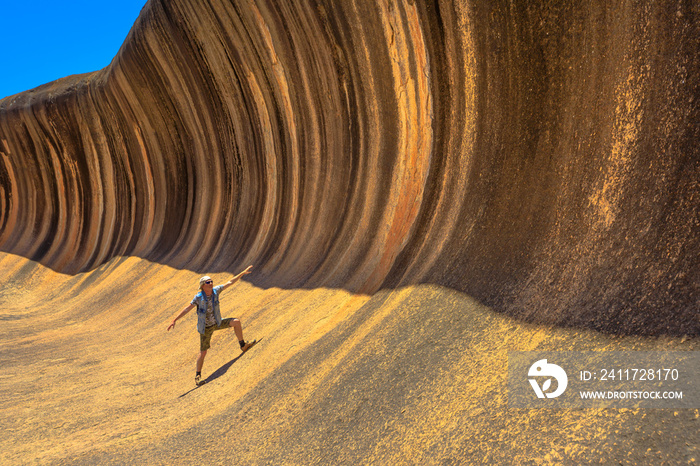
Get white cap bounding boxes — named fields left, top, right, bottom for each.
left=199, top=276, right=212, bottom=289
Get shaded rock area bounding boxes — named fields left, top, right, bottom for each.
left=0, top=0, right=698, bottom=463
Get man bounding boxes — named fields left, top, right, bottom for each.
left=168, top=265, right=256, bottom=385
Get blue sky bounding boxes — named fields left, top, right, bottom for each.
left=1, top=1, right=147, bottom=99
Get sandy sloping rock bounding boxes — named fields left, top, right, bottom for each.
left=0, top=0, right=698, bottom=463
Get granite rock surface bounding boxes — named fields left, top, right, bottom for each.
left=0, top=0, right=698, bottom=463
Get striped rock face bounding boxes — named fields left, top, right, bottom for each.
left=0, top=1, right=698, bottom=464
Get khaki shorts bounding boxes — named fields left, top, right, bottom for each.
left=200, top=318, right=234, bottom=351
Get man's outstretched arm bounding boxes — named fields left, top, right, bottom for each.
left=167, top=303, right=195, bottom=331
left=220, top=265, right=253, bottom=293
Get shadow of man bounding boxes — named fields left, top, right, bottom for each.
left=178, top=338, right=263, bottom=398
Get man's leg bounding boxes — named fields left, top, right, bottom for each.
left=228, top=318, right=244, bottom=341
left=227, top=318, right=254, bottom=351
left=196, top=350, right=207, bottom=373
left=196, top=329, right=213, bottom=385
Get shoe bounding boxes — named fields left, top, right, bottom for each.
left=240, top=339, right=257, bottom=352
left=195, top=374, right=201, bottom=386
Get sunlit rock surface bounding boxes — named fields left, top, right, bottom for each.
left=0, top=0, right=698, bottom=463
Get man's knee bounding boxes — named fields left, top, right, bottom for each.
left=229, top=318, right=240, bottom=327
left=199, top=350, right=207, bottom=357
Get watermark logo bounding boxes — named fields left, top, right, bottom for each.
left=509, top=352, right=698, bottom=408
left=528, top=359, right=568, bottom=399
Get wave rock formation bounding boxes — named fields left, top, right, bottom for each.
left=2, top=0, right=697, bottom=335
left=0, top=1, right=700, bottom=333
left=2, top=0, right=700, bottom=463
